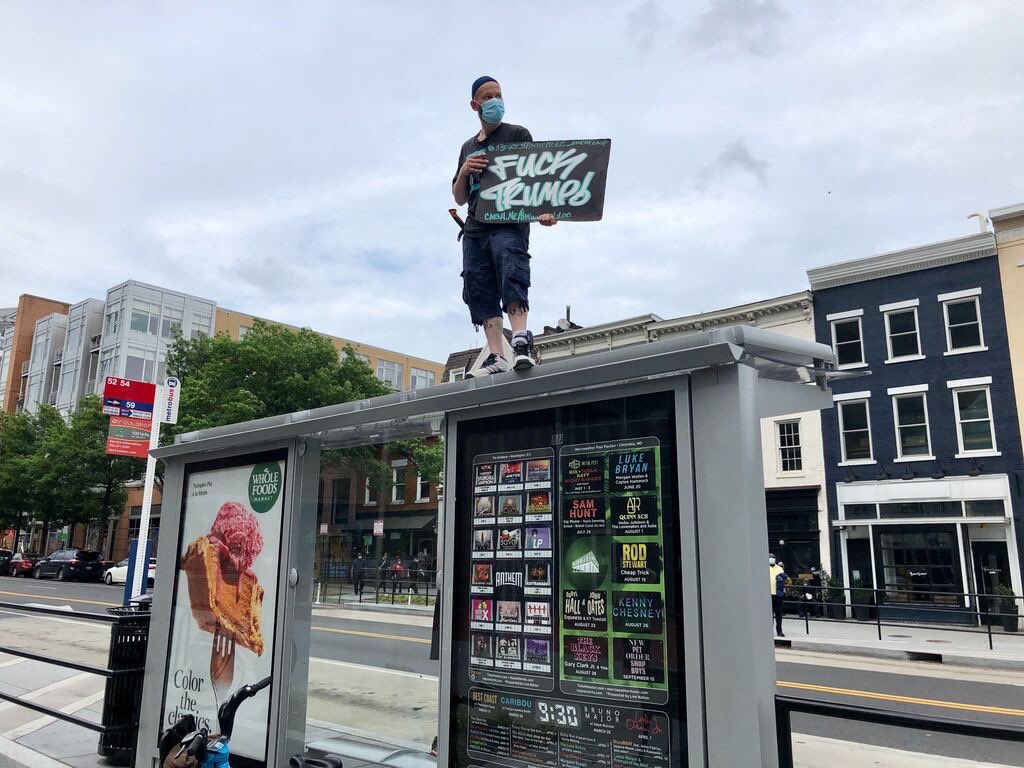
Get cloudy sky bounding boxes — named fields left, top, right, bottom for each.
left=2, top=1, right=1022, bottom=362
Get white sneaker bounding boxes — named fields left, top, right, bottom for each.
left=467, top=353, right=511, bottom=378
left=512, top=331, right=536, bottom=371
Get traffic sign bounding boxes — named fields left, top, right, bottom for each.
left=103, top=377, right=156, bottom=421
left=106, top=416, right=153, bottom=458
left=373, top=519, right=384, bottom=537
left=161, top=376, right=181, bottom=424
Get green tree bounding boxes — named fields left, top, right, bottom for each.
left=165, top=320, right=392, bottom=437
left=0, top=410, right=41, bottom=549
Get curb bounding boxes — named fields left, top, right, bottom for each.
left=776, top=637, right=1024, bottom=671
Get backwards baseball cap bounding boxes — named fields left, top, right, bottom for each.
left=471, top=75, right=498, bottom=98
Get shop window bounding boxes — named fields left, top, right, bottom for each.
left=892, top=392, right=932, bottom=458
left=877, top=502, right=962, bottom=518
left=966, top=500, right=1005, bottom=517
left=953, top=386, right=996, bottom=454
left=884, top=308, right=921, bottom=361
left=942, top=293, right=985, bottom=353
left=878, top=529, right=961, bottom=605
left=831, top=317, right=864, bottom=367
left=843, top=504, right=878, bottom=520
left=776, top=420, right=802, bottom=472
left=838, top=399, right=872, bottom=462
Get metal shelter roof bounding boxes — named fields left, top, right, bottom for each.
left=152, top=325, right=835, bottom=459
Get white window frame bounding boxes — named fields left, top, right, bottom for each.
left=449, top=367, right=466, bottom=382
left=775, top=419, right=803, bottom=474
left=391, top=466, right=406, bottom=504
left=948, top=379, right=999, bottom=457
left=889, top=387, right=934, bottom=461
left=881, top=301, right=924, bottom=363
left=364, top=478, right=378, bottom=506
left=415, top=474, right=431, bottom=503
left=837, top=397, right=874, bottom=465
left=940, top=290, right=986, bottom=355
left=828, top=310, right=866, bottom=369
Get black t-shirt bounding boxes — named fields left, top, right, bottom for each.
left=454, top=122, right=532, bottom=239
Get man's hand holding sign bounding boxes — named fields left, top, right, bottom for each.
left=452, top=75, right=609, bottom=379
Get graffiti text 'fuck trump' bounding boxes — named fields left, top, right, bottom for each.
left=476, top=139, right=611, bottom=223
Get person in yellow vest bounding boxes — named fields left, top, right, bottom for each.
left=769, top=554, right=790, bottom=637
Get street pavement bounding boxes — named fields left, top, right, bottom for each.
left=1, top=577, right=1023, bottom=766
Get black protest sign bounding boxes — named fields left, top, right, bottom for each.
left=476, top=139, right=611, bottom=223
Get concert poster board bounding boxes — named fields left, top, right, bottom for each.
left=449, top=393, right=686, bottom=768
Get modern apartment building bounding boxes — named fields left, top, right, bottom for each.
left=94, top=281, right=218, bottom=394
left=0, top=294, right=70, bottom=414
left=53, top=299, right=105, bottom=417
left=808, top=232, right=1024, bottom=623
left=22, top=312, right=68, bottom=413
left=443, top=293, right=831, bottom=575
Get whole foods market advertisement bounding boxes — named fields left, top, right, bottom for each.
left=161, top=452, right=287, bottom=765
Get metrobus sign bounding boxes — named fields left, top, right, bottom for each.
left=102, top=377, right=157, bottom=419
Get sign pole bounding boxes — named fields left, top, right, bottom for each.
left=129, top=385, right=162, bottom=602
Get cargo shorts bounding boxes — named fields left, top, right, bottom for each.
left=461, top=230, right=531, bottom=326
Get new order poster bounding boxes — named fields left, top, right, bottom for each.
left=161, top=455, right=286, bottom=765
left=559, top=438, right=668, bottom=705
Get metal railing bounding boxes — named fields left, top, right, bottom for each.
left=780, top=584, right=1022, bottom=650
left=314, top=566, right=439, bottom=607
left=776, top=694, right=1024, bottom=768
left=0, top=599, right=149, bottom=761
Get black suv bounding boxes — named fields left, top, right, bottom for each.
left=34, top=549, right=104, bottom=582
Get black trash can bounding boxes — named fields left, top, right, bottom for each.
left=97, top=598, right=151, bottom=767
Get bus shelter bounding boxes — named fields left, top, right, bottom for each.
left=136, top=326, right=834, bottom=768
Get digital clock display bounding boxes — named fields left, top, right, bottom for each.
left=536, top=700, right=580, bottom=727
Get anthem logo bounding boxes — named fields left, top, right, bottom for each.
left=572, top=551, right=601, bottom=574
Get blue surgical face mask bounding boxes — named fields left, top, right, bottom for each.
left=479, top=97, right=505, bottom=125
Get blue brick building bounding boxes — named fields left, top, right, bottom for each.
left=808, top=232, right=1024, bottom=623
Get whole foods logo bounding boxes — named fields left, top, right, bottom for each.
left=248, top=462, right=283, bottom=513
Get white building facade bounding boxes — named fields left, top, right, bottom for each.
left=23, top=313, right=68, bottom=414
left=94, top=281, right=216, bottom=394
left=54, top=298, right=105, bottom=417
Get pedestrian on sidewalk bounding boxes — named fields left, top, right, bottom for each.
left=353, top=552, right=366, bottom=596
left=769, top=554, right=790, bottom=638
left=452, top=75, right=557, bottom=378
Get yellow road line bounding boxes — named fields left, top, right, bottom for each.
left=312, top=626, right=431, bottom=644
left=0, top=589, right=118, bottom=608
left=778, top=680, right=1024, bottom=718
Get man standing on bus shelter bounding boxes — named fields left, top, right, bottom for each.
left=452, top=76, right=556, bottom=378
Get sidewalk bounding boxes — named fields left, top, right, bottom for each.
left=777, top=615, right=1024, bottom=670
left=313, top=586, right=435, bottom=615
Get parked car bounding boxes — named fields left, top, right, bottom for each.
left=104, top=558, right=156, bottom=586
left=0, top=550, right=12, bottom=573
left=33, top=549, right=105, bottom=582
left=7, top=552, right=39, bottom=577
